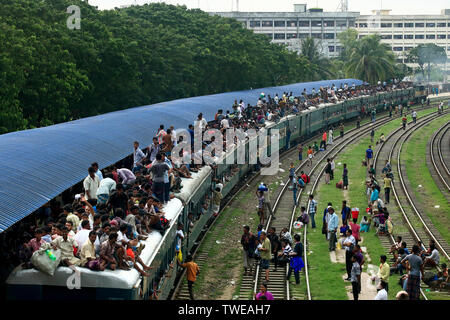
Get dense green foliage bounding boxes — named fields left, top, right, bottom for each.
left=407, top=44, right=447, bottom=82
left=0, top=1, right=316, bottom=134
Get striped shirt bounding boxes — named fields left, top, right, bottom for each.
left=309, top=199, right=317, bottom=214
left=282, top=244, right=293, bottom=256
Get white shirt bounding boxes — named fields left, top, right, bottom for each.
left=73, top=228, right=100, bottom=250
left=374, top=289, right=388, bottom=300
left=221, top=118, right=229, bottom=129
left=343, top=235, right=356, bottom=251
left=117, top=230, right=130, bottom=245
left=195, top=118, right=207, bottom=131
left=83, top=175, right=100, bottom=200
left=96, top=177, right=116, bottom=196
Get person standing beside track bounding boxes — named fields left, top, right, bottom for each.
left=339, top=123, right=344, bottom=139
left=308, top=194, right=317, bottom=229
left=258, top=231, right=272, bottom=282
left=402, top=116, right=407, bottom=130
left=412, top=110, right=417, bottom=124
left=298, top=144, right=303, bottom=163
left=327, top=207, right=338, bottom=251
left=328, top=127, right=334, bottom=145
left=241, top=226, right=257, bottom=276
left=365, top=145, right=373, bottom=167
left=178, top=254, right=200, bottom=300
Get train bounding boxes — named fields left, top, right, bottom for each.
left=6, top=83, right=418, bottom=300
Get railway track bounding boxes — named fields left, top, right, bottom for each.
left=428, top=123, right=450, bottom=199
left=248, top=112, right=413, bottom=300
left=171, top=103, right=440, bottom=300
left=373, top=110, right=450, bottom=300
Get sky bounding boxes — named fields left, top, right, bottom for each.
left=89, top=0, right=449, bottom=15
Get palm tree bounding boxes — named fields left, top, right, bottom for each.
left=300, top=37, right=332, bottom=80
left=345, top=34, right=396, bottom=85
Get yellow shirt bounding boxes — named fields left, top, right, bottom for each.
left=383, top=177, right=392, bottom=189
left=378, top=262, right=390, bottom=283
left=80, top=239, right=96, bottom=266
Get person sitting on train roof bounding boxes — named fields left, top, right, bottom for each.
left=51, top=226, right=81, bottom=267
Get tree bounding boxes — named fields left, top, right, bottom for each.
left=300, top=37, right=332, bottom=80
left=345, top=34, right=396, bottom=85
left=337, top=28, right=358, bottom=61
left=0, top=1, right=314, bottom=133
left=408, top=44, right=447, bottom=83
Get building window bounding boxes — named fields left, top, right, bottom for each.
left=437, top=34, right=446, bottom=39
left=358, top=22, right=368, bottom=28
left=262, top=21, right=273, bottom=27
left=274, top=33, right=285, bottom=39
left=324, top=21, right=335, bottom=27
left=394, top=23, right=403, bottom=28
left=358, top=35, right=366, bottom=39
left=264, top=33, right=273, bottom=39
left=404, top=23, right=414, bottom=27
left=336, top=20, right=347, bottom=27
left=437, top=22, right=446, bottom=27
left=396, top=58, right=404, bottom=63
left=311, top=21, right=322, bottom=27
left=393, top=47, right=403, bottom=51
left=311, top=33, right=322, bottom=39
left=299, top=21, right=310, bottom=27
left=336, top=46, right=344, bottom=53
left=324, top=33, right=335, bottom=39
left=404, top=34, right=414, bottom=39
left=287, top=33, right=298, bottom=39
left=298, top=33, right=309, bottom=38
left=249, top=21, right=260, bottom=27
left=328, top=46, right=335, bottom=52
left=287, top=21, right=297, bottom=27
left=369, top=23, right=380, bottom=28
left=426, top=22, right=435, bottom=27
left=404, top=47, right=413, bottom=51
left=381, top=23, right=392, bottom=28
left=394, top=34, right=403, bottom=39
left=426, top=34, right=436, bottom=39
left=415, top=34, right=425, bottom=39
left=381, top=35, right=392, bottom=39
left=274, top=21, right=286, bottom=27
left=348, top=21, right=355, bottom=27
left=415, top=23, right=424, bottom=28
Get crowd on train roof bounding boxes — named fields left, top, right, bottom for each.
left=0, top=79, right=412, bottom=297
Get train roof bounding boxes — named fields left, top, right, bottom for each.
left=6, top=198, right=184, bottom=289
left=0, top=78, right=362, bottom=233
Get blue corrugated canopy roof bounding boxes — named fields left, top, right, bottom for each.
left=0, top=78, right=362, bottom=232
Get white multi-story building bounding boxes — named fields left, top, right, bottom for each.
left=211, top=5, right=359, bottom=58
left=211, top=5, right=450, bottom=72
left=356, top=9, right=450, bottom=66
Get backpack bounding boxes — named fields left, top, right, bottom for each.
left=305, top=175, right=310, bottom=183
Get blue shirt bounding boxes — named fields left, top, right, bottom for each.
left=341, top=206, right=351, bottom=221
left=366, top=148, right=373, bottom=159
left=328, top=213, right=339, bottom=231
left=370, top=189, right=379, bottom=202
left=96, top=169, right=103, bottom=181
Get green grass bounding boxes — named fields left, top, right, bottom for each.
left=403, top=114, right=450, bottom=246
